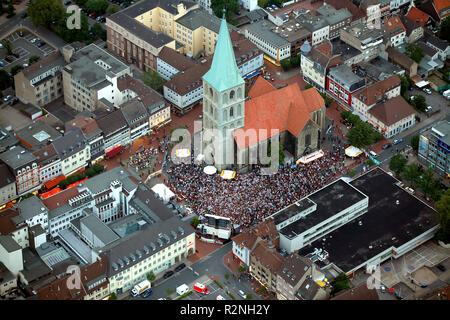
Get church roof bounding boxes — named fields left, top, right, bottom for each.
left=202, top=17, right=244, bottom=92
left=248, top=76, right=277, bottom=99
left=233, top=81, right=324, bottom=150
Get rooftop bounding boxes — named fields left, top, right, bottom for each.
left=15, top=121, right=62, bottom=151
left=175, top=8, right=222, bottom=33
left=0, top=235, right=21, bottom=253
left=16, top=196, right=48, bottom=221
left=0, top=146, right=37, bottom=170
left=76, top=215, right=120, bottom=246
left=271, top=198, right=316, bottom=227
left=277, top=253, right=312, bottom=287
left=369, top=95, right=416, bottom=126
left=52, top=127, right=88, bottom=160
left=129, top=185, right=174, bottom=223
left=280, top=178, right=367, bottom=239
left=328, top=64, right=366, bottom=92
left=21, top=51, right=65, bottom=81
left=95, top=109, right=128, bottom=137
left=299, top=168, right=438, bottom=273
left=0, top=163, right=15, bottom=188
left=245, top=20, right=290, bottom=47
left=78, top=166, right=139, bottom=196
left=157, top=46, right=196, bottom=72
left=354, top=74, right=401, bottom=106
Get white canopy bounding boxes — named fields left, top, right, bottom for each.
left=196, top=154, right=205, bottom=162
left=345, top=146, right=363, bottom=158
left=220, top=170, right=236, bottom=180
left=175, top=148, right=191, bottom=158
left=151, top=183, right=175, bottom=202
left=203, top=166, right=217, bottom=175
left=415, top=80, right=429, bottom=88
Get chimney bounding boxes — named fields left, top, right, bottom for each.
left=61, top=45, right=75, bottom=63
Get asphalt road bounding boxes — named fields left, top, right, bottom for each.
left=129, top=242, right=262, bottom=301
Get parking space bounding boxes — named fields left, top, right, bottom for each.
left=181, top=278, right=233, bottom=301
left=0, top=30, right=56, bottom=71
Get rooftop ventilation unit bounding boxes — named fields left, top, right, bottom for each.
left=157, top=238, right=163, bottom=247
left=150, top=242, right=156, bottom=251
left=178, top=226, right=185, bottom=235
left=143, top=246, right=149, bottom=254
left=171, top=230, right=177, bottom=240
left=130, top=253, right=136, bottom=262
left=136, top=250, right=142, bottom=258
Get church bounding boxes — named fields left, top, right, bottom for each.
left=201, top=16, right=326, bottom=170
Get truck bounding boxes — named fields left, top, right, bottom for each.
left=193, top=282, right=209, bottom=295
left=131, top=280, right=151, bottom=297
left=176, top=284, right=189, bottom=296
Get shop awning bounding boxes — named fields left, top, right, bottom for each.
left=44, top=175, right=65, bottom=190
left=245, top=70, right=260, bottom=80
left=106, top=145, right=123, bottom=158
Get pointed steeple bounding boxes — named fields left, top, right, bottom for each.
left=202, top=17, right=244, bottom=92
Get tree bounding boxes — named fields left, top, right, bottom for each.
left=435, top=189, right=450, bottom=244
left=304, top=84, right=313, bottom=89
left=320, top=92, right=333, bottom=107
left=402, top=163, right=420, bottom=187
left=108, top=292, right=117, bottom=300
left=10, top=65, right=24, bottom=76
left=290, top=55, right=300, bottom=67
left=2, top=40, right=12, bottom=56
left=280, top=58, right=291, bottom=70
left=85, top=0, right=109, bottom=14
left=412, top=95, right=426, bottom=112
left=405, top=44, right=424, bottom=63
left=224, top=273, right=230, bottom=280
left=107, top=4, right=119, bottom=14
left=28, top=0, right=65, bottom=29
left=439, top=16, right=450, bottom=42
left=410, top=135, right=419, bottom=151
left=389, top=154, right=407, bottom=176
left=417, top=168, right=439, bottom=200
left=93, top=163, right=104, bottom=173
left=399, top=74, right=413, bottom=96
left=211, top=0, right=239, bottom=20
left=6, top=2, right=14, bottom=17
left=85, top=168, right=96, bottom=177
left=59, top=179, right=69, bottom=189
left=0, top=70, right=12, bottom=90
left=147, top=271, right=155, bottom=282
left=190, top=216, right=200, bottom=228
left=142, top=69, right=165, bottom=92
left=332, top=272, right=350, bottom=295
left=56, top=13, right=90, bottom=43
left=90, top=22, right=106, bottom=41
left=347, top=122, right=375, bottom=148
left=29, top=55, right=41, bottom=65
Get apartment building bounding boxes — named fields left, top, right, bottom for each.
left=418, top=120, right=450, bottom=177
left=106, top=0, right=198, bottom=70
left=96, top=109, right=130, bottom=157
left=0, top=209, right=30, bottom=250
left=14, top=51, right=65, bottom=107
left=0, top=262, right=16, bottom=297
left=399, top=15, right=424, bottom=44
left=296, top=12, right=330, bottom=46
left=270, top=19, right=312, bottom=58
left=196, top=0, right=212, bottom=14
left=326, top=64, right=366, bottom=108
left=0, top=164, right=17, bottom=207
left=0, top=146, right=40, bottom=195
left=315, top=4, right=353, bottom=40
left=241, top=0, right=258, bottom=11
left=32, top=144, right=62, bottom=185
left=250, top=240, right=284, bottom=293
left=52, top=127, right=90, bottom=176
left=383, top=16, right=407, bottom=47
left=386, top=46, right=419, bottom=77
left=16, top=196, right=49, bottom=233
left=244, top=20, right=291, bottom=64
left=103, top=216, right=195, bottom=294
left=62, top=44, right=131, bottom=112
left=301, top=40, right=343, bottom=92
left=156, top=46, right=196, bottom=80
left=340, top=22, right=384, bottom=63
left=120, top=100, right=150, bottom=142
left=0, top=235, right=23, bottom=277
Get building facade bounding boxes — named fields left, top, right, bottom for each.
left=418, top=120, right=449, bottom=177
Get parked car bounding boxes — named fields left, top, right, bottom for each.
left=9, top=97, right=19, bottom=105
left=97, top=16, right=106, bottom=23
left=382, top=143, right=392, bottom=150
left=216, top=295, right=226, bottom=300
left=393, top=138, right=403, bottom=145
left=0, top=43, right=3, bottom=48
left=423, top=88, right=432, bottom=95
left=193, top=282, right=209, bottom=295
left=425, top=106, right=432, bottom=113
left=21, top=12, right=27, bottom=19
left=238, top=290, right=247, bottom=299
left=3, top=95, right=13, bottom=102
left=30, top=38, right=40, bottom=43
left=88, top=12, right=97, bottom=18
left=163, top=270, right=174, bottom=279
left=141, top=288, right=152, bottom=298
left=19, top=31, right=24, bottom=37
left=23, top=63, right=28, bottom=68
left=0, top=61, right=4, bottom=67
left=37, top=42, right=46, bottom=47
left=174, top=263, right=186, bottom=272
left=436, top=264, right=446, bottom=272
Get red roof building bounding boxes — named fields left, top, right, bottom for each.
left=406, top=6, right=432, bottom=27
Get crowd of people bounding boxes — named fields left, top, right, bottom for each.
left=128, top=146, right=159, bottom=171
left=167, top=145, right=347, bottom=228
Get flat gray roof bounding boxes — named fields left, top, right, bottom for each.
left=0, top=146, right=37, bottom=170
left=0, top=235, right=21, bottom=253
left=79, top=215, right=120, bottom=246
left=246, top=20, right=289, bottom=47
left=16, top=196, right=48, bottom=221
left=79, top=166, right=139, bottom=196
left=176, top=8, right=221, bottom=33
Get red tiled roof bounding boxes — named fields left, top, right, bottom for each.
left=434, top=0, right=450, bottom=19
left=369, top=95, right=416, bottom=126
left=406, top=7, right=431, bottom=27
left=384, top=16, right=406, bottom=35
left=234, top=84, right=324, bottom=149
left=251, top=240, right=284, bottom=273
left=248, top=76, right=276, bottom=99
left=332, top=282, right=380, bottom=300
left=354, top=75, right=401, bottom=106
left=41, top=187, right=81, bottom=211
left=65, top=115, right=100, bottom=136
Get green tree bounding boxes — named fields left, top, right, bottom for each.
left=85, top=168, right=96, bottom=177
left=29, top=55, right=41, bottom=65
left=280, top=58, right=291, bottom=70
left=108, top=292, right=117, bottom=300
left=410, top=135, right=419, bottom=151
left=224, top=273, right=230, bottom=280
left=190, top=216, right=200, bottom=228
left=290, top=55, right=300, bottom=67
left=147, top=271, right=155, bottom=282
left=85, top=0, right=109, bottom=13
left=0, top=70, right=12, bottom=90
left=439, top=16, right=450, bottom=42
left=411, top=95, right=426, bottom=112
left=93, top=163, right=104, bottom=173
left=75, top=0, right=88, bottom=6
left=238, top=265, right=245, bottom=273
left=28, top=0, right=65, bottom=29
left=402, top=163, right=420, bottom=186
left=142, top=69, right=165, bottom=92
left=59, top=179, right=69, bottom=189
left=320, top=92, right=333, bottom=107
left=56, top=13, right=90, bottom=43
left=211, top=0, right=239, bottom=20
left=435, top=189, right=450, bottom=243
left=347, top=122, right=375, bottom=148
left=6, top=2, right=15, bottom=17
left=90, top=22, right=106, bottom=41
left=10, top=65, right=24, bottom=76
left=348, top=169, right=356, bottom=178
left=107, top=4, right=119, bottom=14
left=399, top=74, right=413, bottom=96
left=304, top=83, right=313, bottom=89
left=417, top=168, right=439, bottom=200
left=405, top=44, right=424, bottom=63
left=389, top=154, right=407, bottom=176
left=332, top=272, right=350, bottom=295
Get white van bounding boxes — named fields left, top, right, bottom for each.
left=176, top=284, right=189, bottom=296
left=369, top=151, right=377, bottom=157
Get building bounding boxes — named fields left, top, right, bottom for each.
left=399, top=15, right=425, bottom=44
left=250, top=240, right=284, bottom=293
left=352, top=74, right=401, bottom=119
left=270, top=18, right=312, bottom=58
left=65, top=115, right=105, bottom=164
left=0, top=209, right=29, bottom=250
left=196, top=0, right=212, bottom=14
left=240, top=0, right=258, bottom=11
left=339, top=22, right=384, bottom=62
left=418, top=0, right=450, bottom=25
left=0, top=261, right=16, bottom=297
left=383, top=16, right=407, bottom=47
left=360, top=0, right=381, bottom=28
left=156, top=46, right=196, bottom=80
left=62, top=44, right=131, bottom=112
left=103, top=216, right=195, bottom=294
left=406, top=6, right=433, bottom=27
left=120, top=100, right=150, bottom=142
left=15, top=121, right=62, bottom=151
left=390, top=0, right=412, bottom=11
left=315, top=4, right=353, bottom=40
left=0, top=235, right=23, bottom=277
left=14, top=51, right=65, bottom=107
left=386, top=46, right=419, bottom=76
left=95, top=109, right=130, bottom=158
left=0, top=146, right=40, bottom=195
left=325, top=0, right=365, bottom=25
left=418, top=120, right=449, bottom=177
left=332, top=281, right=380, bottom=300
left=424, top=33, right=450, bottom=61
left=52, top=127, right=90, bottom=176
left=0, top=163, right=17, bottom=207
left=16, top=196, right=49, bottom=233
left=368, top=95, right=416, bottom=138
left=0, top=125, right=20, bottom=154
left=296, top=12, right=330, bottom=46
left=32, top=144, right=62, bottom=188
left=326, top=64, right=366, bottom=108
left=301, top=40, right=343, bottom=92
left=298, top=168, right=438, bottom=276
left=244, top=20, right=291, bottom=64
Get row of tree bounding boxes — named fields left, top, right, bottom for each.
left=280, top=56, right=300, bottom=71
left=58, top=164, right=104, bottom=189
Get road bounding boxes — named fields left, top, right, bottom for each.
left=128, top=242, right=262, bottom=301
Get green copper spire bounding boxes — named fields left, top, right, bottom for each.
left=202, top=17, right=244, bottom=92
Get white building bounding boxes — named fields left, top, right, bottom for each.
left=16, top=196, right=49, bottom=233
left=33, top=144, right=62, bottom=185
left=196, top=0, right=212, bottom=14
left=240, top=0, right=258, bottom=11
left=0, top=235, right=23, bottom=277
left=390, top=0, right=411, bottom=10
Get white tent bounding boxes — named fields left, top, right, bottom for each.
left=203, top=166, right=217, bottom=175
left=175, top=148, right=191, bottom=158
left=220, top=170, right=236, bottom=180
left=151, top=184, right=175, bottom=202
left=345, top=146, right=363, bottom=158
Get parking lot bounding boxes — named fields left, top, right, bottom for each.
left=0, top=30, right=56, bottom=72
left=178, top=277, right=247, bottom=301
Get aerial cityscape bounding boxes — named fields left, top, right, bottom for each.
left=0, top=0, right=449, bottom=303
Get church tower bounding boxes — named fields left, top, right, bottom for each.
left=201, top=15, right=245, bottom=169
